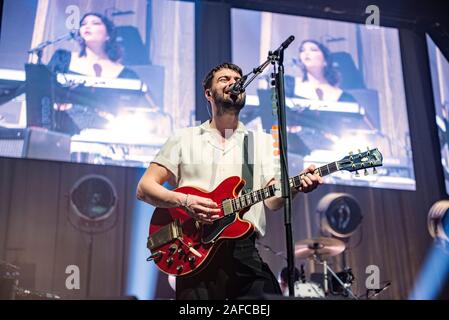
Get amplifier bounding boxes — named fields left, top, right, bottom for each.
left=0, top=127, right=71, bottom=161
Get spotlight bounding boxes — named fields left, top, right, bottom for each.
left=316, top=193, right=363, bottom=238
left=428, top=200, right=449, bottom=242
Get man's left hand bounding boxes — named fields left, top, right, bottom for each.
left=297, top=165, right=324, bottom=193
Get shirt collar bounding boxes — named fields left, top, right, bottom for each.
left=199, top=120, right=248, bottom=153
left=199, top=120, right=248, bottom=134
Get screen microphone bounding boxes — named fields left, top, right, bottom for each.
left=69, top=29, right=80, bottom=40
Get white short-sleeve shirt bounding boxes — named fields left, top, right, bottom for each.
left=152, top=120, right=276, bottom=236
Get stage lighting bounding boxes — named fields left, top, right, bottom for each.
left=428, top=200, right=449, bottom=242
left=316, top=193, right=363, bottom=238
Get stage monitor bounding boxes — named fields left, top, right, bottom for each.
left=231, top=8, right=416, bottom=191
left=0, top=0, right=195, bottom=168
left=426, top=34, right=449, bottom=195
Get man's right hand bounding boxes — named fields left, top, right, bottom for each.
left=180, top=194, right=221, bottom=224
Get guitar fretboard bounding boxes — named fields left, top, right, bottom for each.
left=229, top=161, right=339, bottom=212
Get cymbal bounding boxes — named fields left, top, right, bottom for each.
left=295, top=237, right=345, bottom=259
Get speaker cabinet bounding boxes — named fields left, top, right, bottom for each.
left=0, top=127, right=71, bottom=161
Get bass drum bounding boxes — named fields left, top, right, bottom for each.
left=294, top=281, right=325, bottom=298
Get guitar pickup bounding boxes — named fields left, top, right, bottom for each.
left=147, top=219, right=182, bottom=251
left=222, top=199, right=234, bottom=215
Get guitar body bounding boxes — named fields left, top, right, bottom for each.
left=147, top=147, right=384, bottom=277
left=148, top=176, right=255, bottom=277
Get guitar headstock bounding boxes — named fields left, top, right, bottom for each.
left=337, top=148, right=383, bottom=176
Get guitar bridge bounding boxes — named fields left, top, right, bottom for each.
left=147, top=219, right=182, bottom=250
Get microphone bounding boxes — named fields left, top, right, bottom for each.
left=229, top=75, right=248, bottom=95
left=53, top=29, right=79, bottom=42
left=28, top=29, right=79, bottom=54
left=272, top=35, right=295, bottom=54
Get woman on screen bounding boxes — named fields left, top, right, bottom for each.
left=48, top=12, right=138, bottom=79
left=287, top=39, right=356, bottom=103
left=46, top=12, right=144, bottom=136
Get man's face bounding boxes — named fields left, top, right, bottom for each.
left=208, top=68, right=246, bottom=114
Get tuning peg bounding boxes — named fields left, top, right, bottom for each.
left=364, top=169, right=369, bottom=176
left=358, top=149, right=361, bottom=154
left=355, top=170, right=360, bottom=177
left=366, top=146, right=370, bottom=154
left=373, top=167, right=378, bottom=175
left=349, top=151, right=353, bottom=155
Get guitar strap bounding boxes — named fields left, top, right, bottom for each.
left=242, top=131, right=254, bottom=193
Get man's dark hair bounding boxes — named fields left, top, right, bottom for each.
left=202, top=63, right=243, bottom=91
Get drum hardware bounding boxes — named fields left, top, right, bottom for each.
left=313, top=255, right=358, bottom=299
left=1, top=260, right=61, bottom=300
left=365, top=281, right=391, bottom=299
left=295, top=237, right=358, bottom=299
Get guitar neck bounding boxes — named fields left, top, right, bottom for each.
left=229, top=161, right=339, bottom=213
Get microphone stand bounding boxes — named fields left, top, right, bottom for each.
left=27, top=31, right=77, bottom=131
left=270, top=40, right=296, bottom=298
left=235, top=36, right=297, bottom=296
left=28, top=31, right=77, bottom=64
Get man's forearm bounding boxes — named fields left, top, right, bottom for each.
left=137, top=180, right=185, bottom=208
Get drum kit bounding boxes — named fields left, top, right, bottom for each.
left=290, top=237, right=358, bottom=299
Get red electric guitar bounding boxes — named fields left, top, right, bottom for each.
left=147, top=148, right=383, bottom=277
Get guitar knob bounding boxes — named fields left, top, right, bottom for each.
left=177, top=248, right=185, bottom=256
left=166, top=257, right=174, bottom=266
left=146, top=251, right=162, bottom=262
left=169, top=244, right=178, bottom=255
left=176, top=265, right=183, bottom=273
left=188, top=256, right=196, bottom=265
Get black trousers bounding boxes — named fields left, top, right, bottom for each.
left=176, top=235, right=282, bottom=300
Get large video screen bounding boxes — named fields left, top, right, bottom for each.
left=232, top=8, right=415, bottom=190
left=0, top=0, right=194, bottom=167
left=427, top=34, right=449, bottom=195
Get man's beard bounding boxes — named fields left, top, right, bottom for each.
left=212, top=90, right=246, bottom=116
